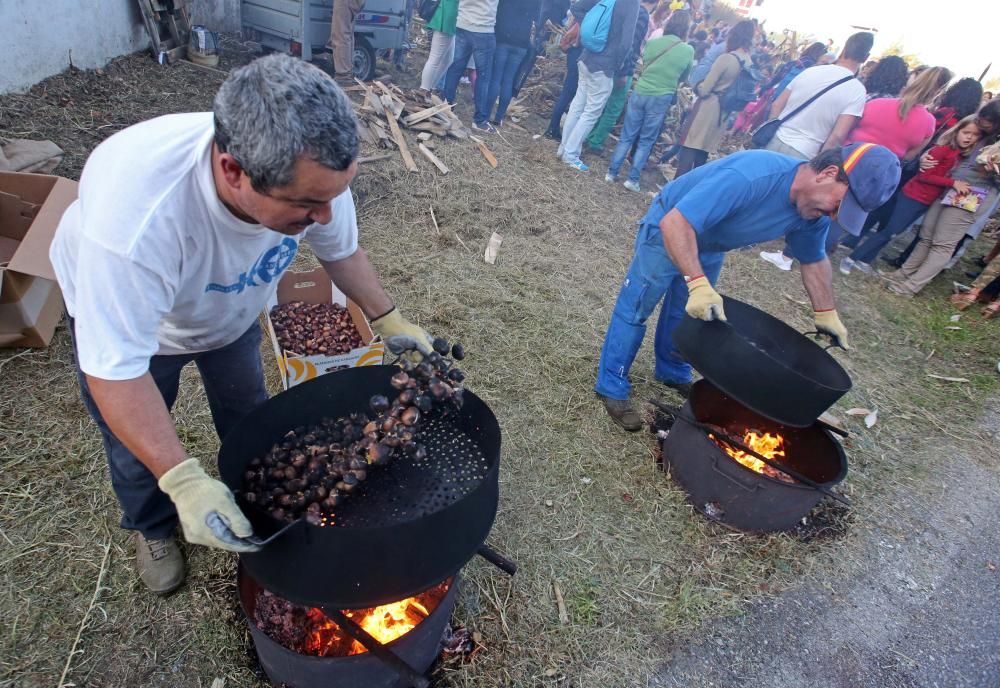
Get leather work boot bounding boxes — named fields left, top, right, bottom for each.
left=661, top=380, right=692, bottom=399
left=135, top=532, right=185, bottom=595
left=599, top=394, right=643, bottom=431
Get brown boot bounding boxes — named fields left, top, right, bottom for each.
left=135, top=532, right=185, bottom=595
left=599, top=394, right=643, bottom=431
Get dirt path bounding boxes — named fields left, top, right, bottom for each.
left=655, top=407, right=1000, bottom=688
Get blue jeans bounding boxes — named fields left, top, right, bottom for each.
left=443, top=28, right=496, bottom=126
left=69, top=319, right=269, bottom=539
left=547, top=46, right=582, bottom=136
left=608, top=92, right=674, bottom=183
left=849, top=194, right=929, bottom=264
left=595, top=222, right=725, bottom=400
left=486, top=43, right=527, bottom=123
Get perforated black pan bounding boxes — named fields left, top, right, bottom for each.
left=218, top=365, right=500, bottom=609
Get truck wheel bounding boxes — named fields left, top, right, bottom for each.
left=353, top=38, right=376, bottom=82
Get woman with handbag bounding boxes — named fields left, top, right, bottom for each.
left=419, top=0, right=460, bottom=92
left=672, top=19, right=754, bottom=177
left=604, top=10, right=694, bottom=192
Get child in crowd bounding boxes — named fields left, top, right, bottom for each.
left=840, top=116, right=983, bottom=274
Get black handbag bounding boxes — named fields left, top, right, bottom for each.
left=750, top=118, right=782, bottom=149
left=750, top=74, right=856, bottom=149
left=418, top=0, right=440, bottom=22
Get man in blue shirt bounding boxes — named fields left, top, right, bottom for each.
left=595, top=143, right=900, bottom=430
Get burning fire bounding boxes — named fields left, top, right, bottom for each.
left=301, top=586, right=443, bottom=657
left=711, top=429, right=793, bottom=483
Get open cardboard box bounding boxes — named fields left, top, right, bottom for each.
left=264, top=267, right=385, bottom=389
left=0, top=171, right=77, bottom=348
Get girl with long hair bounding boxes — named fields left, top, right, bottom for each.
left=841, top=115, right=982, bottom=273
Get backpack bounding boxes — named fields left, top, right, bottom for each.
left=717, top=56, right=757, bottom=113
left=579, top=0, right=618, bottom=54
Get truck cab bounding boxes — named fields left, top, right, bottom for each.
left=241, top=0, right=409, bottom=81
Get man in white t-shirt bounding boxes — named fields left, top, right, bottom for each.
left=50, top=55, right=435, bottom=595
left=758, top=31, right=873, bottom=271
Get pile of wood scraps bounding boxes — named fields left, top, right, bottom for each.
left=351, top=81, right=499, bottom=173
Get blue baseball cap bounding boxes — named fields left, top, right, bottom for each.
left=836, top=142, right=901, bottom=236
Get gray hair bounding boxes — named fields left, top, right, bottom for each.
left=213, top=54, right=358, bottom=192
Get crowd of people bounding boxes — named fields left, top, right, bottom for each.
left=414, top=0, right=1000, bottom=320
left=409, top=0, right=999, bottom=430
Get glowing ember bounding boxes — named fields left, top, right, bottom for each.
left=710, top=429, right=794, bottom=483
left=253, top=580, right=450, bottom=657
left=304, top=597, right=432, bottom=656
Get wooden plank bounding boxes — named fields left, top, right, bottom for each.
left=380, top=94, right=404, bottom=121
left=358, top=153, right=394, bottom=164
left=369, top=120, right=391, bottom=144
left=383, top=112, right=418, bottom=172
left=407, top=121, right=450, bottom=137
left=366, top=91, right=386, bottom=118
left=403, top=102, right=454, bottom=127
left=356, top=120, right=377, bottom=147
left=553, top=580, right=570, bottom=625
left=418, top=144, right=450, bottom=175
left=163, top=45, right=187, bottom=64
left=136, top=0, right=164, bottom=54
left=471, top=136, right=498, bottom=168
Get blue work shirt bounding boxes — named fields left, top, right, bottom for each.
left=641, top=150, right=829, bottom=263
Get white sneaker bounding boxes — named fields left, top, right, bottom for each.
left=839, top=256, right=855, bottom=275
left=604, top=173, right=616, bottom=183
left=623, top=179, right=641, bottom=193
left=854, top=260, right=873, bottom=274
left=760, top=250, right=793, bottom=271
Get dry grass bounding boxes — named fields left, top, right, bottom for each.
left=1, top=37, right=998, bottom=688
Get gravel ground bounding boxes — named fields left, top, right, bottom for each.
left=654, top=407, right=1000, bottom=688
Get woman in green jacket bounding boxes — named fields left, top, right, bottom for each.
left=420, top=0, right=460, bottom=91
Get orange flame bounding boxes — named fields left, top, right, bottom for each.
left=302, top=585, right=445, bottom=657
left=711, top=429, right=791, bottom=482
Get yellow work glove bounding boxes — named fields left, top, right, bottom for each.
left=158, top=459, right=260, bottom=552
left=370, top=307, right=434, bottom=360
left=814, top=309, right=849, bottom=350
left=685, top=276, right=726, bottom=321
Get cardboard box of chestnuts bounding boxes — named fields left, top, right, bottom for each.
left=264, top=267, right=385, bottom=389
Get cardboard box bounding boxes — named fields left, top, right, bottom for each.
left=0, top=171, right=77, bottom=348
left=265, top=267, right=385, bottom=389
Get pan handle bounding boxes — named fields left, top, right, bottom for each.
left=240, top=518, right=301, bottom=547
left=801, top=330, right=847, bottom=352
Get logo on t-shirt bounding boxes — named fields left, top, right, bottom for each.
left=205, top=237, right=298, bottom=294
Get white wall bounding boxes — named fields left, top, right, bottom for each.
left=0, top=0, right=242, bottom=95
left=0, top=0, right=147, bottom=94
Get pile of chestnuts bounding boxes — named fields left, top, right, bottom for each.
left=270, top=301, right=364, bottom=356
left=240, top=337, right=467, bottom=525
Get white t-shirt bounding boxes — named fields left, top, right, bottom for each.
left=50, top=113, right=359, bottom=380
left=774, top=64, right=866, bottom=158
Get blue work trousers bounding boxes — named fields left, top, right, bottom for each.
left=609, top=92, right=675, bottom=183
left=486, top=43, right=527, bottom=123
left=443, top=29, right=496, bottom=127
left=595, top=222, right=725, bottom=400
left=69, top=319, right=269, bottom=539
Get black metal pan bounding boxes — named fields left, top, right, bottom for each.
left=218, top=365, right=501, bottom=609
left=672, top=296, right=852, bottom=428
